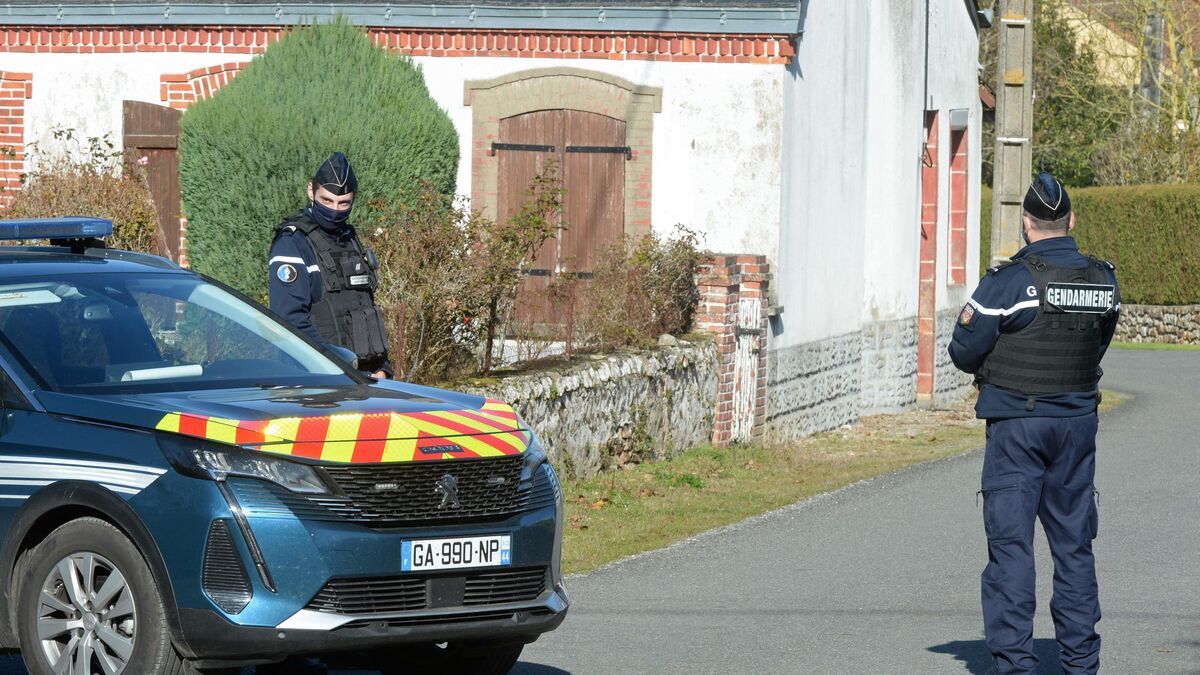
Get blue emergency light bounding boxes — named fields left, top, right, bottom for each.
left=0, top=217, right=113, bottom=241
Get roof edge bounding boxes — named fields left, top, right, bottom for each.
left=0, top=3, right=803, bottom=35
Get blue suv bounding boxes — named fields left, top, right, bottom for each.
left=0, top=218, right=567, bottom=674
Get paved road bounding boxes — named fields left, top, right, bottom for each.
left=517, top=349, right=1200, bottom=674
left=1, top=349, right=1196, bottom=674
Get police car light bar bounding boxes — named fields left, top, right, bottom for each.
left=0, top=217, right=113, bottom=241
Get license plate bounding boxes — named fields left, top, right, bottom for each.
left=402, top=535, right=511, bottom=572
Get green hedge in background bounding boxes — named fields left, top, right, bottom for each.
left=979, top=183, right=1200, bottom=304
left=1071, top=185, right=1200, bottom=305
left=179, top=19, right=459, bottom=298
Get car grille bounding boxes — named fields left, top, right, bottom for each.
left=228, top=455, right=557, bottom=527
left=463, top=568, right=550, bottom=606
left=307, top=576, right=426, bottom=614
left=306, top=567, right=548, bottom=615
left=339, top=608, right=557, bottom=630
left=322, top=454, right=525, bottom=521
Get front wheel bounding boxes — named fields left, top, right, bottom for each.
left=16, top=517, right=191, bottom=675
left=375, top=640, right=524, bottom=675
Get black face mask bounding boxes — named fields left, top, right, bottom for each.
left=310, top=199, right=352, bottom=230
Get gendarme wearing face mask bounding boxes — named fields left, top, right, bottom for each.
left=267, top=152, right=392, bottom=379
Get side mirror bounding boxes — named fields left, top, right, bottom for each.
left=321, top=343, right=359, bottom=370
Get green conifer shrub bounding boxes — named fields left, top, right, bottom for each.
left=179, top=19, right=459, bottom=298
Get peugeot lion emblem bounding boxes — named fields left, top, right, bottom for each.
left=435, top=474, right=460, bottom=510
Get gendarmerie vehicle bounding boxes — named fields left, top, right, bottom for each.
left=0, top=217, right=567, bottom=674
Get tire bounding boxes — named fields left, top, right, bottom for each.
left=16, top=517, right=193, bottom=675
left=375, top=640, right=524, bottom=675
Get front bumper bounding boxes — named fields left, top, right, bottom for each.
left=178, top=586, right=568, bottom=666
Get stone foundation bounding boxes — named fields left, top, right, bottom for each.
left=860, top=316, right=918, bottom=412
left=935, top=307, right=974, bottom=404
left=765, top=332, right=862, bottom=444
left=766, top=311, right=972, bottom=444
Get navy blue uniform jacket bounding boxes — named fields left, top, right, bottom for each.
left=948, top=236, right=1120, bottom=420
left=267, top=212, right=329, bottom=343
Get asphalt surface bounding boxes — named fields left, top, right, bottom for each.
left=516, top=349, right=1200, bottom=674
left=1, top=349, right=1196, bottom=674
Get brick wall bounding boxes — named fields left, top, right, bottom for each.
left=696, top=254, right=769, bottom=447
left=0, top=71, right=32, bottom=207
left=948, top=128, right=968, bottom=286
left=917, top=112, right=940, bottom=402
left=0, top=26, right=793, bottom=64
left=161, top=62, right=244, bottom=110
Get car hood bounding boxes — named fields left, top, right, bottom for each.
left=37, top=380, right=531, bottom=464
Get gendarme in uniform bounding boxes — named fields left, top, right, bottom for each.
left=268, top=152, right=392, bottom=377
left=949, top=173, right=1120, bottom=675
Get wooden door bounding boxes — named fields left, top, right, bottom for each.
left=497, top=111, right=564, bottom=327
left=561, top=110, right=626, bottom=276
left=122, top=101, right=182, bottom=262
left=495, top=109, right=627, bottom=329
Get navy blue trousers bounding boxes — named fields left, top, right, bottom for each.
left=981, top=414, right=1101, bottom=675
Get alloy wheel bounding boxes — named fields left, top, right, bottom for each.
left=36, top=552, right=137, bottom=675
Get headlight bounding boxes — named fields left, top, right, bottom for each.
left=516, top=415, right=548, bottom=482
left=157, top=435, right=331, bottom=495
left=517, top=423, right=561, bottom=502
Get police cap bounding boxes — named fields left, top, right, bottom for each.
left=313, top=151, right=358, bottom=196
left=1022, top=171, right=1071, bottom=221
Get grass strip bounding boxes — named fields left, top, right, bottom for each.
left=1111, top=341, right=1200, bottom=351
left=560, top=391, right=1129, bottom=575
left=559, top=406, right=983, bottom=575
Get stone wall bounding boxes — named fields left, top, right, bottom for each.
left=934, top=307, right=975, bottom=404
left=765, top=332, right=862, bottom=443
left=766, top=312, right=972, bottom=444
left=465, top=339, right=717, bottom=478
left=1114, top=304, right=1200, bottom=344
left=860, top=317, right=918, bottom=413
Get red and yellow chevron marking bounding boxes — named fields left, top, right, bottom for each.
left=154, top=398, right=530, bottom=464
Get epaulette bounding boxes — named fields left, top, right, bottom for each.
left=1088, top=255, right=1115, bottom=271
left=985, top=259, right=1020, bottom=276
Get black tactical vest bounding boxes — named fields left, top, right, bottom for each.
left=976, top=255, right=1116, bottom=399
left=274, top=213, right=388, bottom=371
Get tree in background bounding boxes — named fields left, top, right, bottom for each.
left=981, top=0, right=1200, bottom=187
left=981, top=0, right=1124, bottom=187
left=179, top=19, right=458, bottom=299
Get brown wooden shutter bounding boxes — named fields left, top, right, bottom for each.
left=122, top=101, right=182, bottom=262
left=495, top=109, right=628, bottom=329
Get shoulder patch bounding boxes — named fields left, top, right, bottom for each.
left=277, top=263, right=298, bottom=284
left=959, top=302, right=976, bottom=326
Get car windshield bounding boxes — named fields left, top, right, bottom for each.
left=0, top=272, right=353, bottom=394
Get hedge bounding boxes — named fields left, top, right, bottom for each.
left=978, top=184, right=1200, bottom=305
left=1071, top=185, right=1200, bottom=305
left=179, top=19, right=459, bottom=299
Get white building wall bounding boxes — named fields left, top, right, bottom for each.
left=776, top=0, right=871, bottom=349
left=857, top=0, right=985, bottom=319
left=3, top=51, right=784, bottom=267
left=0, top=53, right=254, bottom=170
left=767, top=0, right=983, bottom=441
